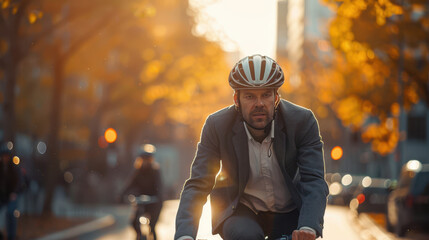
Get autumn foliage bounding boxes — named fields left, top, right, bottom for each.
left=320, top=0, right=428, bottom=155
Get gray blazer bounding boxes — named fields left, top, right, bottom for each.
left=175, top=99, right=329, bottom=239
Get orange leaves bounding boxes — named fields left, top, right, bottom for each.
left=1, top=0, right=10, bottom=9
left=28, top=10, right=43, bottom=24
left=374, top=0, right=402, bottom=26
left=339, top=0, right=367, bottom=19
left=361, top=118, right=399, bottom=155
left=335, top=96, right=367, bottom=129
left=329, top=0, right=402, bottom=65
left=134, top=5, right=156, bottom=18
left=140, top=60, right=164, bottom=82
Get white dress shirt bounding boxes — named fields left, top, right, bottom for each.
left=240, top=120, right=296, bottom=213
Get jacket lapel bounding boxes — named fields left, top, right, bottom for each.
left=274, top=117, right=287, bottom=176
left=232, top=118, right=249, bottom=195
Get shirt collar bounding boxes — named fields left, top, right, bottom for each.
left=243, top=120, right=275, bottom=142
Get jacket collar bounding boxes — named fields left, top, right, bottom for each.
left=232, top=117, right=249, bottom=194
left=273, top=111, right=287, bottom=175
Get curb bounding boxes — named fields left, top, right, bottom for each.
left=34, top=214, right=115, bottom=240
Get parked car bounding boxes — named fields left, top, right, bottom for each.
left=386, top=160, right=429, bottom=237
left=327, top=174, right=363, bottom=206
left=349, top=176, right=392, bottom=214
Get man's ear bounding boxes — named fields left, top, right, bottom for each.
left=233, top=92, right=239, bottom=108
left=275, top=92, right=280, bottom=108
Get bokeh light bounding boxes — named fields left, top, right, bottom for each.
left=406, top=159, right=422, bottom=172
left=341, top=174, right=353, bottom=186
left=139, top=216, right=150, bottom=225
left=350, top=198, right=359, bottom=210
left=330, top=172, right=342, bottom=183
left=13, top=210, right=20, bottom=218
left=142, top=144, right=156, bottom=153
left=329, top=182, right=343, bottom=196
left=104, top=128, right=117, bottom=143
left=128, top=194, right=136, bottom=203
left=331, top=146, right=343, bottom=160
left=356, top=193, right=365, bottom=204
left=64, top=171, right=74, bottom=183
left=13, top=156, right=20, bottom=165
left=362, top=176, right=372, bottom=188
left=37, top=141, right=47, bottom=154
left=7, top=141, right=13, bottom=150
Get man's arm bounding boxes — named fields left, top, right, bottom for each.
left=296, top=110, right=329, bottom=237
left=175, top=116, right=221, bottom=239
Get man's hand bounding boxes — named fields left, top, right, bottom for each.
left=292, top=229, right=316, bottom=240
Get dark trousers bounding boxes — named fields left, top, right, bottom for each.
left=221, top=203, right=299, bottom=240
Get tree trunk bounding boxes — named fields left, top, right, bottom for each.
left=3, top=52, right=17, bottom=144
left=87, top=102, right=106, bottom=175
left=42, top=49, right=64, bottom=214
left=1, top=0, right=32, bottom=144
left=2, top=22, right=20, bottom=144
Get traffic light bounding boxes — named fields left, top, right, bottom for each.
left=104, top=128, right=117, bottom=143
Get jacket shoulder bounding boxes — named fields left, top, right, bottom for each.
left=206, top=105, right=237, bottom=126
left=278, top=99, right=313, bottom=119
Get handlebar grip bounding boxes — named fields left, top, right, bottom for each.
left=275, top=234, right=292, bottom=240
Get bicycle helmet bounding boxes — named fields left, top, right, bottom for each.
left=139, top=144, right=156, bottom=159
left=229, top=54, right=284, bottom=90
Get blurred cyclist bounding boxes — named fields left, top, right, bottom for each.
left=175, top=55, right=328, bottom=240
left=120, top=144, right=163, bottom=240
left=0, top=142, right=19, bottom=240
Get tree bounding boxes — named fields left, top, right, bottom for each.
left=321, top=0, right=428, bottom=155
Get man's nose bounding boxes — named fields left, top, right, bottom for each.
left=255, top=97, right=264, bottom=106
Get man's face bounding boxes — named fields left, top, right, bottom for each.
left=237, top=89, right=277, bottom=129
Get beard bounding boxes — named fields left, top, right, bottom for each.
left=245, top=107, right=273, bottom=130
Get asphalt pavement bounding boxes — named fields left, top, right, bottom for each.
left=33, top=201, right=397, bottom=240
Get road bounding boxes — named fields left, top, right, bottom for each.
left=80, top=200, right=428, bottom=240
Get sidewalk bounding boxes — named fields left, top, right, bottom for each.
left=34, top=215, right=115, bottom=240
left=23, top=199, right=219, bottom=240
left=350, top=211, right=397, bottom=240
left=8, top=186, right=118, bottom=240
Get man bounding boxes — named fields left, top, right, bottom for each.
left=175, top=55, right=328, bottom=240
left=121, top=144, right=163, bottom=240
left=0, top=143, right=19, bottom=240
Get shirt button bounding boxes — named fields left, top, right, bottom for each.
left=232, top=205, right=235, bottom=210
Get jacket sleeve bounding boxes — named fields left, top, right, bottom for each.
left=296, top=110, right=329, bottom=237
left=175, top=115, right=221, bottom=239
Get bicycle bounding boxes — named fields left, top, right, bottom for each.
left=126, top=194, right=159, bottom=240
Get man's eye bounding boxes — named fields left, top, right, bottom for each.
left=245, top=95, right=253, bottom=99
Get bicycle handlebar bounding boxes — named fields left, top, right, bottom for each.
left=274, top=234, right=292, bottom=240
left=125, top=194, right=159, bottom=205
